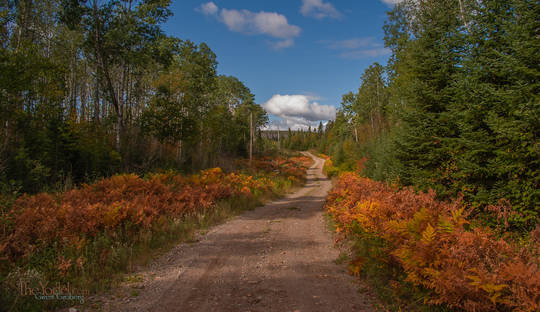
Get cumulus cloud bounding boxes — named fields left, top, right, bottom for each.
left=321, top=37, right=390, bottom=59
left=196, top=2, right=218, bottom=15
left=197, top=2, right=300, bottom=49
left=264, top=117, right=328, bottom=131
left=300, top=0, right=342, bottom=19
left=263, top=94, right=336, bottom=130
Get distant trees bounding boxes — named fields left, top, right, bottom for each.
left=319, top=0, right=539, bottom=230
left=281, top=127, right=320, bottom=151
left=0, top=0, right=267, bottom=194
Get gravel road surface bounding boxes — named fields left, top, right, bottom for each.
left=91, top=152, right=374, bottom=312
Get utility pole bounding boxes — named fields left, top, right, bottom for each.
left=278, top=129, right=280, bottom=150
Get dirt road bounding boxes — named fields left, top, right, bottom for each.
left=96, top=152, right=374, bottom=312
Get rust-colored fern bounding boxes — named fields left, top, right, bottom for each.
left=325, top=172, right=539, bottom=312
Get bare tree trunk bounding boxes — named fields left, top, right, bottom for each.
left=126, top=64, right=132, bottom=124
left=354, top=126, right=358, bottom=143
left=81, top=68, right=87, bottom=121
left=70, top=52, right=77, bottom=120
left=458, top=0, right=470, bottom=32
left=199, top=119, right=204, bottom=168
left=177, top=140, right=182, bottom=164
left=93, top=75, right=100, bottom=122
left=94, top=0, right=121, bottom=150
left=116, top=113, right=121, bottom=149
left=2, top=120, right=9, bottom=155
left=92, top=1, right=100, bottom=123
left=376, top=78, right=380, bottom=110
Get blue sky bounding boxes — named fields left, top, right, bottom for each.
left=162, top=0, right=400, bottom=129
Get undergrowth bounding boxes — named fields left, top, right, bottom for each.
left=0, top=155, right=311, bottom=311
left=325, top=172, right=539, bottom=312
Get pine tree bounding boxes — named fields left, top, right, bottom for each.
left=388, top=0, right=464, bottom=193
left=451, top=0, right=539, bottom=228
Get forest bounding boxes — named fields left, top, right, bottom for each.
left=289, top=0, right=539, bottom=232
left=284, top=0, right=539, bottom=310
left=0, top=0, right=267, bottom=196
left=0, top=1, right=275, bottom=310
left=0, top=0, right=538, bottom=311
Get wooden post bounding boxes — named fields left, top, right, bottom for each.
left=278, top=129, right=280, bottom=150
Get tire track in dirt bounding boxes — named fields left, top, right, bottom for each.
left=92, top=152, right=375, bottom=312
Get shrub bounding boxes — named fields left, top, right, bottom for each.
left=0, top=155, right=310, bottom=311
left=326, top=172, right=539, bottom=312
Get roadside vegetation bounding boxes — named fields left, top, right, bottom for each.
left=1, top=0, right=538, bottom=311
left=0, top=1, right=285, bottom=309
left=326, top=172, right=538, bottom=312
left=283, top=1, right=539, bottom=311
left=0, top=153, right=312, bottom=311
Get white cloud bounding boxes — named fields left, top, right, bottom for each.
left=300, top=0, right=342, bottom=19
left=321, top=37, right=390, bottom=59
left=251, top=11, right=301, bottom=39
left=380, top=0, right=405, bottom=5
left=220, top=8, right=247, bottom=32
left=196, top=2, right=218, bottom=16
left=272, top=38, right=294, bottom=49
left=340, top=48, right=390, bottom=59
left=197, top=3, right=301, bottom=49
left=264, top=117, right=329, bottom=131
left=219, top=9, right=301, bottom=39
left=324, top=38, right=375, bottom=50
left=264, top=117, right=324, bottom=131
left=263, top=94, right=336, bottom=130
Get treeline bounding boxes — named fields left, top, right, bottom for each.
left=320, top=0, right=539, bottom=230
left=0, top=0, right=267, bottom=194
left=270, top=124, right=325, bottom=151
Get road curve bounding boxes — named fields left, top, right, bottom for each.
left=95, top=152, right=374, bottom=312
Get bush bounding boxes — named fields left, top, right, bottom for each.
left=0, top=155, right=310, bottom=311
left=326, top=172, right=539, bottom=312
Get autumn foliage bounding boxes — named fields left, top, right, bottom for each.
left=239, top=155, right=312, bottom=184
left=326, top=172, right=539, bottom=312
left=319, top=153, right=339, bottom=177
left=0, top=155, right=309, bottom=274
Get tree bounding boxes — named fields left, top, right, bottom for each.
left=75, top=0, right=173, bottom=150
left=382, top=0, right=465, bottom=192
left=449, top=0, right=540, bottom=227
left=0, top=0, right=268, bottom=193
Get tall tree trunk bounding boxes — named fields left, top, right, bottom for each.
left=81, top=80, right=87, bottom=122
left=177, top=140, right=182, bottom=164
left=249, top=111, right=253, bottom=166
left=93, top=0, right=121, bottom=150
left=81, top=64, right=88, bottom=122
left=458, top=0, right=470, bottom=32
left=199, top=119, right=204, bottom=168
left=92, top=0, right=100, bottom=123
